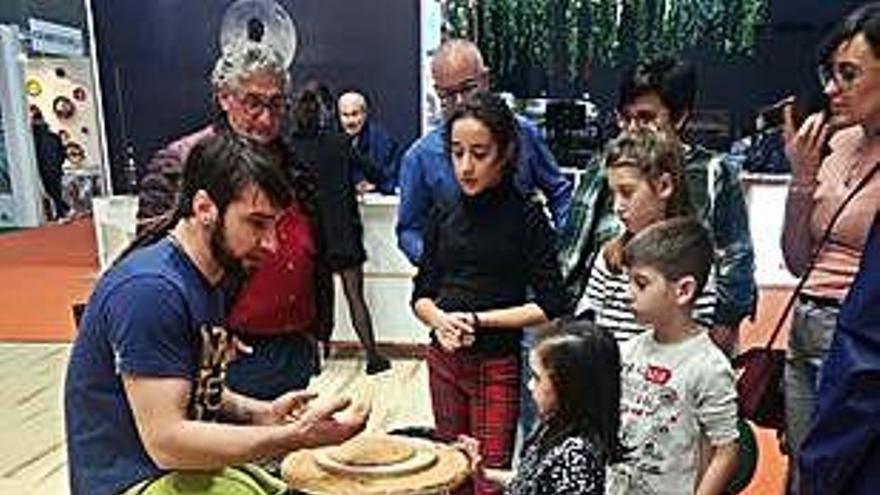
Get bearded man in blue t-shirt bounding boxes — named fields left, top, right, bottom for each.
left=64, top=134, right=368, bottom=495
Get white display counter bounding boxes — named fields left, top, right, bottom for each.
left=90, top=191, right=426, bottom=345
left=740, top=173, right=798, bottom=288
left=93, top=181, right=792, bottom=345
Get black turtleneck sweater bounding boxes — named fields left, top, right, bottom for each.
left=412, top=179, right=572, bottom=355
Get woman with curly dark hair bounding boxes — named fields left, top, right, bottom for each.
left=411, top=90, right=571, bottom=495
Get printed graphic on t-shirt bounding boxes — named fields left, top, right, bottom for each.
left=608, top=361, right=688, bottom=495
left=188, top=325, right=236, bottom=421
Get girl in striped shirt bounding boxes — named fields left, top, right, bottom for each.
left=578, top=128, right=716, bottom=341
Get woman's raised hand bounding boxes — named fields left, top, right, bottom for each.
left=783, top=105, right=829, bottom=184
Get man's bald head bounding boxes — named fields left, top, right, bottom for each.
left=338, top=91, right=368, bottom=137
left=431, top=39, right=490, bottom=118
left=431, top=39, right=486, bottom=76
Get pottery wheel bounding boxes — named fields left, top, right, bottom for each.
left=282, top=434, right=471, bottom=495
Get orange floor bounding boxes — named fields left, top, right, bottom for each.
left=0, top=221, right=789, bottom=493
left=0, top=220, right=97, bottom=342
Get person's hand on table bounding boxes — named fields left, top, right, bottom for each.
left=356, top=180, right=376, bottom=194
left=454, top=434, right=512, bottom=487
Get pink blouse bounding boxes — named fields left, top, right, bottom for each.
left=806, top=126, right=880, bottom=300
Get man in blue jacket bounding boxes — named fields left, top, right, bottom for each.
left=395, top=38, right=572, bottom=266
left=799, top=214, right=880, bottom=495
left=338, top=90, right=402, bottom=195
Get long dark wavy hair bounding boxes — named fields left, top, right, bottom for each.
left=529, top=318, right=626, bottom=465
left=119, top=133, right=292, bottom=261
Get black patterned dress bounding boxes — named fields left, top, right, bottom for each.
left=506, top=434, right=604, bottom=495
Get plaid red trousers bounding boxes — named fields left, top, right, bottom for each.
left=427, top=345, right=519, bottom=495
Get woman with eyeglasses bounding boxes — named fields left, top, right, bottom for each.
left=780, top=3, right=880, bottom=490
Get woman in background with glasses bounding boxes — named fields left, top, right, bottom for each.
left=780, top=3, right=880, bottom=490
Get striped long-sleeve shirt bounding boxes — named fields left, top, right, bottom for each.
left=577, top=248, right=717, bottom=342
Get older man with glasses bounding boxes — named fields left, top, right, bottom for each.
left=396, top=38, right=572, bottom=267
left=139, top=44, right=290, bottom=219
left=337, top=90, right=402, bottom=195
left=137, top=42, right=334, bottom=403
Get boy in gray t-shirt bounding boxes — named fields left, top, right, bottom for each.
left=606, top=217, right=739, bottom=495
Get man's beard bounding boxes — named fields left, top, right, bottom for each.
left=209, top=217, right=244, bottom=278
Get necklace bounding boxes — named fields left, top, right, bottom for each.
left=847, top=135, right=880, bottom=187
left=844, top=160, right=864, bottom=188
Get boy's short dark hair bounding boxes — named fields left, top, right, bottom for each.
left=623, top=217, right=713, bottom=299
left=618, top=55, right=696, bottom=123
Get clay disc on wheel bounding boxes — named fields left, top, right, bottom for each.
left=327, top=434, right=416, bottom=467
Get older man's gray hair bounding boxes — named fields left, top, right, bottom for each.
left=211, top=41, right=290, bottom=92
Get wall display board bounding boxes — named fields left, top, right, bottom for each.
left=25, top=56, right=103, bottom=213
left=26, top=57, right=101, bottom=173
left=91, top=0, right=420, bottom=193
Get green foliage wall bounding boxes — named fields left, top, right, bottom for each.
left=446, top=0, right=768, bottom=92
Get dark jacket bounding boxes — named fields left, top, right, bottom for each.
left=32, top=122, right=65, bottom=184
left=289, top=129, right=366, bottom=270
left=351, top=119, right=402, bottom=194
left=799, top=214, right=880, bottom=495
left=137, top=125, right=215, bottom=220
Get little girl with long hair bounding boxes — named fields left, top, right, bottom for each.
left=459, top=319, right=625, bottom=494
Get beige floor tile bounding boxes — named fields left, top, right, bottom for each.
left=0, top=343, right=433, bottom=495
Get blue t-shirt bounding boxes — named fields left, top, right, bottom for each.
left=64, top=238, right=226, bottom=495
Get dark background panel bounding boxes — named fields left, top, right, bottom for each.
left=25, top=0, right=875, bottom=192
left=0, top=1, right=27, bottom=27
left=90, top=0, right=420, bottom=193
